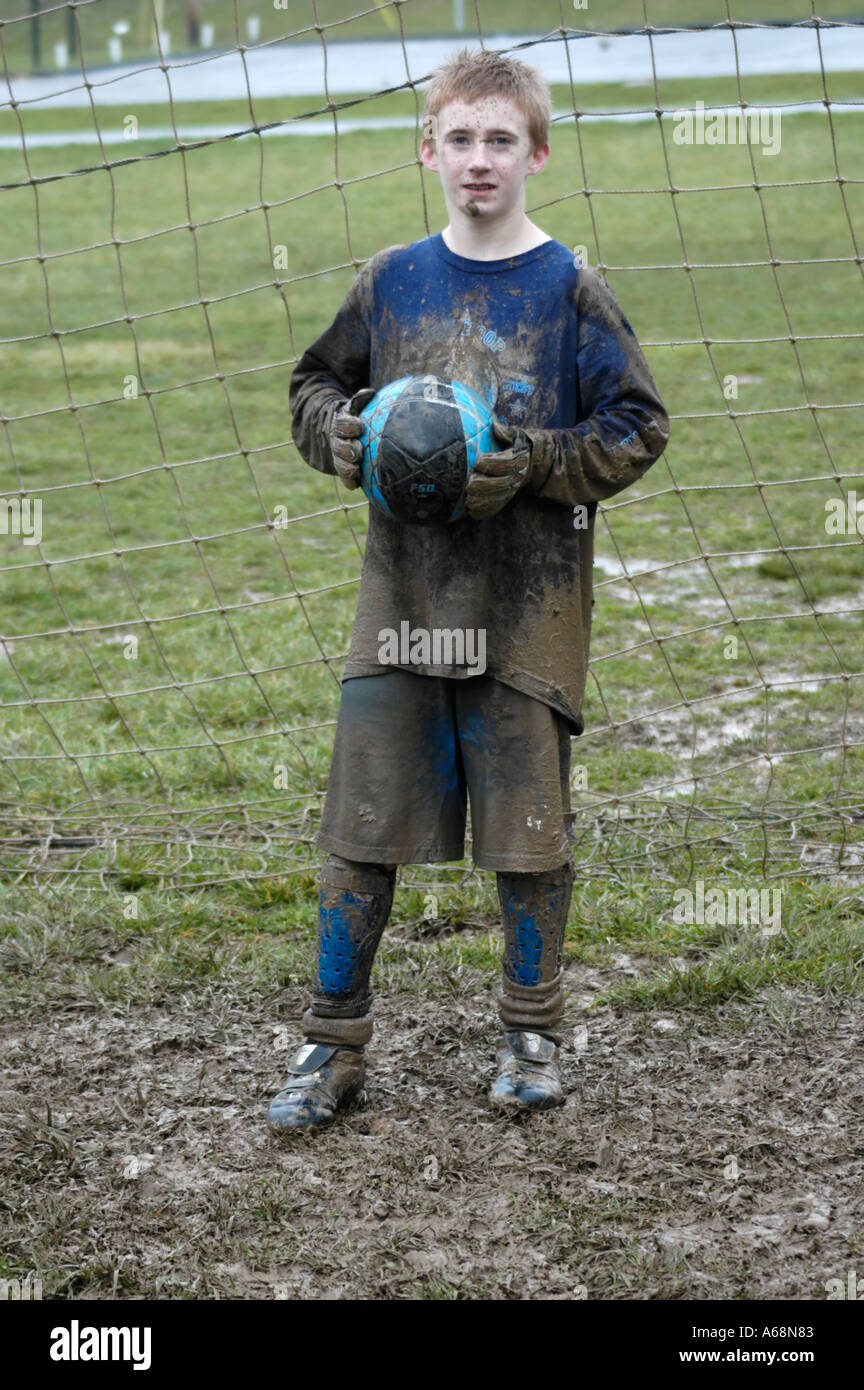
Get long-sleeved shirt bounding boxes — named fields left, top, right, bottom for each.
left=289, top=232, right=669, bottom=733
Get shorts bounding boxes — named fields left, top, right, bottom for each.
left=318, top=670, right=572, bottom=872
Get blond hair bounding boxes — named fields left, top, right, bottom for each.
left=422, top=48, right=551, bottom=153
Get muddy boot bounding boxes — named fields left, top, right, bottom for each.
left=491, top=862, right=573, bottom=1112
left=267, top=855, right=395, bottom=1133
left=267, top=1041, right=366, bottom=1132
left=490, top=1029, right=563, bottom=1111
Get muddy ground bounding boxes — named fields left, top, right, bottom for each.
left=4, top=533, right=859, bottom=1309
left=2, top=943, right=862, bottom=1302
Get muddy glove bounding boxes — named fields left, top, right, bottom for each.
left=328, top=388, right=376, bottom=489
left=465, top=419, right=537, bottom=521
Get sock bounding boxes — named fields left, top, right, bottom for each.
left=302, top=854, right=396, bottom=1049
left=496, top=861, right=574, bottom=1047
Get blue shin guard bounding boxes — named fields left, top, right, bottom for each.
left=301, top=854, right=396, bottom=1049
left=495, top=862, right=574, bottom=1046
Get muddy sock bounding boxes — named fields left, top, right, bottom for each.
left=302, top=855, right=396, bottom=1049
left=496, top=861, right=574, bottom=1047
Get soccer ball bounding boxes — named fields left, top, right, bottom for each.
left=358, top=375, right=498, bottom=525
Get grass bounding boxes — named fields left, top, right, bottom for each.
left=0, top=68, right=862, bottom=912
left=1, top=870, right=860, bottom=1024
left=0, top=0, right=857, bottom=79
left=5, top=67, right=864, bottom=139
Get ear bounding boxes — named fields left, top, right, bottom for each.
left=527, top=142, right=550, bottom=177
left=420, top=138, right=438, bottom=172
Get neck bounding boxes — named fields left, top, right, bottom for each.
left=441, top=210, right=549, bottom=261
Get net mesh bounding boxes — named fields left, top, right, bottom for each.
left=1, top=0, right=862, bottom=890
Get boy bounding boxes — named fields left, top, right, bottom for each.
left=268, top=49, right=669, bottom=1131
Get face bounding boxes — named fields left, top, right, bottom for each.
left=420, top=96, right=549, bottom=222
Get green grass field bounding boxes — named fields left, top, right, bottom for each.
left=2, top=0, right=859, bottom=76
left=1, top=67, right=862, bottom=955
left=2, top=73, right=863, bottom=890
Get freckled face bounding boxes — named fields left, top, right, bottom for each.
left=421, top=97, right=549, bottom=222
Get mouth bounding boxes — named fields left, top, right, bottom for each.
left=463, top=183, right=496, bottom=194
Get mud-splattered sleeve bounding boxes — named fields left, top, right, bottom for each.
left=528, top=266, right=670, bottom=506
left=288, top=250, right=390, bottom=475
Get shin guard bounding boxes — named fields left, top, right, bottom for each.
left=302, top=854, right=396, bottom=1048
left=496, top=861, right=574, bottom=1046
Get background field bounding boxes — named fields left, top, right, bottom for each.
left=3, top=0, right=863, bottom=75
left=0, top=5, right=863, bottom=1302
left=2, top=72, right=863, bottom=885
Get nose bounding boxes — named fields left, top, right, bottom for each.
left=468, top=143, right=491, bottom=171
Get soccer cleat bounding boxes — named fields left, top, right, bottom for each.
left=489, top=1030, right=564, bottom=1111
left=267, top=1041, right=366, bottom=1132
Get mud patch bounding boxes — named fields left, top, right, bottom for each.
left=1, top=960, right=861, bottom=1300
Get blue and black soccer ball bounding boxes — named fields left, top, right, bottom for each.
left=358, top=375, right=498, bottom=525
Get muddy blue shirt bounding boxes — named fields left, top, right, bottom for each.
left=289, top=233, right=669, bottom=733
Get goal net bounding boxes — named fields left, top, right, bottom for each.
left=1, top=0, right=862, bottom=891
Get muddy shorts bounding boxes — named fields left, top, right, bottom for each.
left=318, top=670, right=572, bottom=872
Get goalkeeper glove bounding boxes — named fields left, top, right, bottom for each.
left=328, top=388, right=376, bottom=489
left=465, top=419, right=538, bottom=521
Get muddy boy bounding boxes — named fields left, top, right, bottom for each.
left=268, top=49, right=669, bottom=1130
